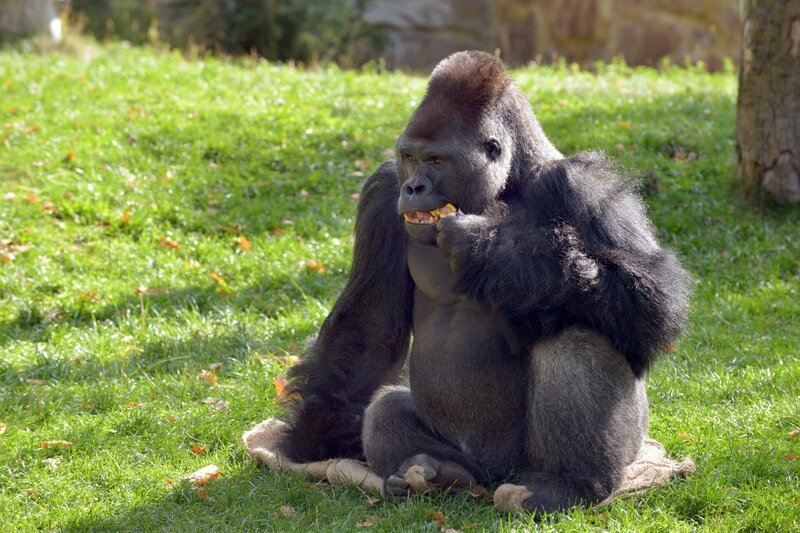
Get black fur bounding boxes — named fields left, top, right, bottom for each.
left=279, top=51, right=690, bottom=511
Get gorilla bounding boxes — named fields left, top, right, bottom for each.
left=278, top=51, right=690, bottom=513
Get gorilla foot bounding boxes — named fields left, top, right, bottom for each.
left=383, top=453, right=477, bottom=499
left=494, top=471, right=611, bottom=514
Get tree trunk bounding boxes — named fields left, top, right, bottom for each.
left=0, top=0, right=60, bottom=42
left=736, top=0, right=800, bottom=204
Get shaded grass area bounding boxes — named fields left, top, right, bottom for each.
left=0, top=46, right=798, bottom=531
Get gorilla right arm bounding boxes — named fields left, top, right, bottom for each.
left=280, top=162, right=414, bottom=462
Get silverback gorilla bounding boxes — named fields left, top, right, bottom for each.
left=278, top=51, right=690, bottom=513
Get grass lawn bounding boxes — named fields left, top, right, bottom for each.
left=0, top=43, right=798, bottom=531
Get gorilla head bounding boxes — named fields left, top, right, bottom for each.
left=397, top=52, right=562, bottom=244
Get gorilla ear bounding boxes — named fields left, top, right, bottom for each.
left=486, top=139, right=502, bottom=161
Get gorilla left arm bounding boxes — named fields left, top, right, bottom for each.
left=437, top=152, right=690, bottom=376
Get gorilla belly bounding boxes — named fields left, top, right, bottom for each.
left=409, top=293, right=528, bottom=473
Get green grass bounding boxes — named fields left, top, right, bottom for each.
left=0, top=44, right=798, bottom=531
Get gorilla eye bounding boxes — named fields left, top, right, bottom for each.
left=432, top=158, right=445, bottom=165
left=404, top=153, right=417, bottom=163
left=486, top=139, right=502, bottom=161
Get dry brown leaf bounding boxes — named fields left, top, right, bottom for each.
left=1, top=253, right=14, bottom=263
left=199, top=370, right=217, bottom=385
left=196, top=489, right=209, bottom=500
left=788, top=428, right=800, bottom=440
left=27, top=379, right=45, bottom=386
left=210, top=272, right=226, bottom=286
left=425, top=509, right=447, bottom=529
left=164, top=477, right=174, bottom=486
left=678, top=431, right=697, bottom=444
left=63, top=150, right=76, bottom=162
left=356, top=515, right=381, bottom=528
left=466, top=485, right=490, bottom=501
left=119, top=211, right=132, bottom=225
left=0, top=423, right=7, bottom=435
left=26, top=124, right=40, bottom=132
left=74, top=357, right=82, bottom=366
left=40, top=440, right=72, bottom=449
left=164, top=416, right=177, bottom=423
left=76, top=291, right=99, bottom=302
left=81, top=403, right=94, bottom=411
left=276, top=355, right=301, bottom=366
left=617, top=120, right=631, bottom=129
left=26, top=488, right=37, bottom=498
left=220, top=225, right=241, bottom=234
left=135, top=286, right=167, bottom=297
left=306, top=259, right=325, bottom=274
left=123, top=402, right=144, bottom=409
left=200, top=397, right=217, bottom=404
left=213, top=400, right=229, bottom=411
left=191, top=445, right=208, bottom=455
left=273, top=375, right=288, bottom=398
left=41, top=202, right=57, bottom=215
left=208, top=362, right=223, bottom=372
left=156, top=237, right=182, bottom=250
left=785, top=453, right=798, bottom=462
left=279, top=505, right=296, bottom=517
left=236, top=235, right=252, bottom=252
left=354, top=159, right=372, bottom=170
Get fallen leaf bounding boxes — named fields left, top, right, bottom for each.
left=788, top=428, right=800, bottom=440
left=135, top=286, right=167, bottom=297
left=39, top=440, right=72, bottom=449
left=0, top=423, right=6, bottom=435
left=200, top=397, right=217, bottom=404
left=27, top=488, right=37, bottom=498
left=466, top=485, right=490, bottom=501
left=27, top=379, right=45, bottom=386
left=276, top=355, right=301, bottom=366
left=210, top=272, right=226, bottom=286
left=80, top=403, right=94, bottom=411
left=785, top=453, right=797, bottom=462
left=306, top=259, right=325, bottom=274
left=156, top=237, right=182, bottom=250
left=123, top=402, right=144, bottom=409
left=41, top=202, right=57, bottom=215
left=191, top=445, right=207, bottom=455
left=63, top=150, right=76, bottom=162
left=299, top=188, right=310, bottom=197
left=666, top=342, right=677, bottom=353
left=220, top=225, right=241, bottom=234
left=76, top=291, right=99, bottom=303
left=42, top=458, right=61, bottom=470
left=236, top=236, right=252, bottom=252
left=213, top=400, right=229, bottom=411
left=273, top=375, right=288, bottom=399
left=196, top=489, right=209, bottom=500
left=119, top=211, right=131, bottom=225
left=365, top=496, right=379, bottom=506
left=279, top=505, right=295, bottom=517
left=199, top=370, right=217, bottom=385
left=74, top=357, right=82, bottom=366
left=164, top=477, right=174, bottom=486
left=594, top=512, right=609, bottom=521
left=354, top=159, right=372, bottom=170
left=25, top=192, right=38, bottom=203
left=26, top=124, right=41, bottom=133
left=164, top=416, right=177, bottom=423
left=356, top=515, right=381, bottom=528
left=617, top=120, right=631, bottom=129
left=208, top=362, right=223, bottom=372
left=425, top=509, right=447, bottom=529
left=678, top=431, right=697, bottom=444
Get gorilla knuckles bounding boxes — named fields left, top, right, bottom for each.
left=280, top=51, right=690, bottom=513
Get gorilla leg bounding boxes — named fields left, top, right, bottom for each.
left=516, top=327, right=648, bottom=513
left=362, top=385, right=478, bottom=498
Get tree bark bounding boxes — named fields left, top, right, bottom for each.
left=736, top=0, right=800, bottom=204
left=0, top=0, right=60, bottom=41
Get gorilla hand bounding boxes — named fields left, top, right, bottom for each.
left=435, top=213, right=488, bottom=276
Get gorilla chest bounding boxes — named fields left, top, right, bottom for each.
left=406, top=242, right=528, bottom=431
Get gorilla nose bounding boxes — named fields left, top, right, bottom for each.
left=402, top=176, right=433, bottom=199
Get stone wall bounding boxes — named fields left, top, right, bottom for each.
left=364, top=0, right=741, bottom=71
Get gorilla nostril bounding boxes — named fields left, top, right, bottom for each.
left=404, top=185, right=414, bottom=196
left=413, top=185, right=427, bottom=194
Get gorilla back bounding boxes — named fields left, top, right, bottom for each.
left=280, top=51, right=690, bottom=513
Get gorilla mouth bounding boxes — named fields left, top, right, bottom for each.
left=403, top=203, right=457, bottom=225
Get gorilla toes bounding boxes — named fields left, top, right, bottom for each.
left=398, top=453, right=477, bottom=493
left=383, top=474, right=412, bottom=500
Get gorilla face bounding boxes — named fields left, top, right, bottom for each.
left=396, top=115, right=512, bottom=245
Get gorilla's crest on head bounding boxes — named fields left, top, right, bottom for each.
left=427, top=51, right=510, bottom=112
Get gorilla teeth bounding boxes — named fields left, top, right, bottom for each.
left=404, top=203, right=457, bottom=225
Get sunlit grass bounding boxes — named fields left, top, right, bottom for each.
left=0, top=45, right=798, bottom=531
